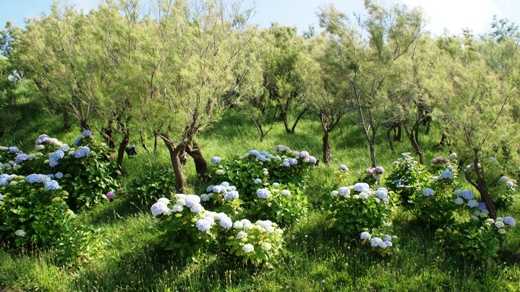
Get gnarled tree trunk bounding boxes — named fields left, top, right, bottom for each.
left=186, top=141, right=208, bottom=180
left=322, top=130, right=331, bottom=164
left=161, top=135, right=186, bottom=193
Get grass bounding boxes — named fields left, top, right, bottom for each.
left=1, top=108, right=520, bottom=291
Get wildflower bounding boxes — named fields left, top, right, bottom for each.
left=422, top=188, right=434, bottom=197
left=211, top=156, right=222, bottom=165
left=242, top=243, right=254, bottom=253
left=256, top=188, right=271, bottom=199
left=15, top=229, right=26, bottom=237
left=353, top=183, right=370, bottom=193
left=360, top=231, right=371, bottom=240
left=281, top=189, right=291, bottom=196
left=105, top=190, right=116, bottom=201
left=339, top=164, right=349, bottom=172
left=44, top=180, right=60, bottom=191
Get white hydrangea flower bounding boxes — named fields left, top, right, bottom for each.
left=175, top=194, right=186, bottom=206
left=375, top=188, right=389, bottom=202
left=360, top=231, right=371, bottom=240
left=253, top=178, right=262, bottom=184
left=150, top=201, right=170, bottom=217
left=370, top=237, right=384, bottom=248
left=281, top=189, right=291, bottom=196
left=454, top=197, right=464, bottom=205
left=185, top=195, right=201, bottom=208
left=236, top=231, right=248, bottom=240
left=495, top=221, right=505, bottom=229
left=353, top=183, right=370, bottom=193
left=260, top=242, right=272, bottom=251
left=15, top=229, right=26, bottom=237
left=200, top=194, right=212, bottom=202
left=171, top=204, right=184, bottom=213
left=498, top=228, right=506, bottom=234
left=190, top=203, right=204, bottom=214
left=256, top=220, right=274, bottom=233
left=339, top=164, right=349, bottom=172
left=338, top=187, right=350, bottom=197
left=272, top=182, right=280, bottom=188
left=216, top=213, right=233, bottom=229
left=330, top=190, right=339, bottom=197
left=256, top=188, right=271, bottom=199
left=196, top=217, right=214, bottom=232
left=359, top=192, right=369, bottom=200
left=224, top=190, right=239, bottom=201
left=467, top=199, right=479, bottom=208
left=242, top=243, right=254, bottom=253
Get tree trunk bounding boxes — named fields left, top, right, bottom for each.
left=140, top=131, right=150, bottom=153
left=386, top=129, right=395, bottom=153
left=368, top=141, right=377, bottom=167
left=395, top=125, right=402, bottom=141
left=62, top=110, right=71, bottom=131
left=473, top=150, right=497, bottom=219
left=153, top=132, right=158, bottom=154
left=281, top=110, right=291, bottom=134
left=289, top=108, right=308, bottom=134
left=322, top=130, right=331, bottom=164
left=161, top=136, right=185, bottom=193
left=186, top=142, right=208, bottom=180
left=102, top=121, right=115, bottom=149
left=116, top=130, right=130, bottom=170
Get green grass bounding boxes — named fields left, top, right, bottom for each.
left=1, top=109, right=520, bottom=291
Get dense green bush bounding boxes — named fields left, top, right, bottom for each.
left=386, top=153, right=431, bottom=207
left=436, top=216, right=516, bottom=263
left=0, top=174, right=73, bottom=248
left=327, top=183, right=393, bottom=238
left=248, top=183, right=308, bottom=227
left=127, top=163, right=176, bottom=207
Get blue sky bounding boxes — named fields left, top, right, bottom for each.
left=2, top=0, right=520, bottom=35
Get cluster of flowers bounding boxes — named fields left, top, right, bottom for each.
left=0, top=145, right=33, bottom=169
left=25, top=173, right=62, bottom=191
left=499, top=176, right=517, bottom=190
left=330, top=183, right=390, bottom=204
left=256, top=183, right=292, bottom=200
left=366, top=166, right=385, bottom=179
left=360, top=231, right=395, bottom=249
left=486, top=216, right=516, bottom=234
left=275, top=145, right=318, bottom=167
left=73, top=129, right=93, bottom=146
left=452, top=189, right=492, bottom=218
left=150, top=194, right=284, bottom=265
left=436, top=168, right=455, bottom=181
left=201, top=181, right=239, bottom=202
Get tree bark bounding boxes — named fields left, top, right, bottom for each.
left=322, top=130, right=331, bottom=164
left=289, top=108, right=308, bottom=134
left=368, top=141, right=377, bottom=167
left=473, top=150, right=497, bottom=219
left=161, top=135, right=185, bottom=193
left=116, top=130, right=130, bottom=170
left=186, top=142, right=208, bottom=179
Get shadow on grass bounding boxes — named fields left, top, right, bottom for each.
left=80, top=198, right=144, bottom=227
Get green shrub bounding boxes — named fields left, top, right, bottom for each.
left=327, top=183, right=392, bottom=237
left=127, top=163, right=176, bottom=207
left=359, top=229, right=398, bottom=257
left=385, top=153, right=431, bottom=207
left=248, top=183, right=308, bottom=227
left=0, top=174, right=73, bottom=248
left=436, top=216, right=516, bottom=263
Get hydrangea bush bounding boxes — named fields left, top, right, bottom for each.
left=0, top=174, right=73, bottom=248
left=201, top=181, right=242, bottom=217
left=150, top=194, right=284, bottom=266
left=327, top=183, right=392, bottom=237
left=248, top=183, right=309, bottom=227
left=209, top=146, right=317, bottom=196
left=0, top=132, right=119, bottom=211
left=436, top=216, right=516, bottom=263
left=386, top=153, right=431, bottom=207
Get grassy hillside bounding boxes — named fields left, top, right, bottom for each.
left=1, top=109, right=519, bottom=291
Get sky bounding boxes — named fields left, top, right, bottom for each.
left=1, top=0, right=520, bottom=35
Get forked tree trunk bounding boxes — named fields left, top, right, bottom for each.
left=161, top=136, right=186, bottom=193
left=322, top=130, right=331, bottom=164
left=368, top=141, right=377, bottom=168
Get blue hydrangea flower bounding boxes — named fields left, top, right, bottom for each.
left=81, top=129, right=92, bottom=138
left=211, top=156, right=222, bottom=165
left=26, top=174, right=50, bottom=184
left=73, top=146, right=91, bottom=159
left=8, top=146, right=20, bottom=154
left=44, top=180, right=60, bottom=191
left=353, top=183, right=370, bottom=193
left=35, top=134, right=50, bottom=145
left=256, top=188, right=271, bottom=199
left=54, top=172, right=64, bottom=179
left=0, top=174, right=14, bottom=186
left=504, top=216, right=516, bottom=227
left=15, top=153, right=30, bottom=164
